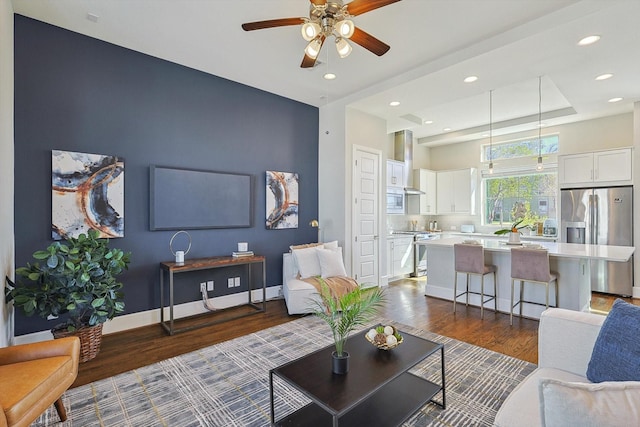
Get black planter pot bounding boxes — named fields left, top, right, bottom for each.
left=331, top=351, right=350, bottom=375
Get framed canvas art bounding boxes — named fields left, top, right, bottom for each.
left=266, top=171, right=298, bottom=229
left=52, top=150, right=124, bottom=239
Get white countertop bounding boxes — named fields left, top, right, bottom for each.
left=442, top=231, right=557, bottom=242
left=418, top=236, right=635, bottom=262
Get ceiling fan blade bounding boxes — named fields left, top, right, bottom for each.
left=346, top=0, right=402, bottom=16
left=241, top=18, right=304, bottom=31
left=310, top=0, right=327, bottom=5
left=301, top=36, right=326, bottom=68
left=350, top=27, right=390, bottom=56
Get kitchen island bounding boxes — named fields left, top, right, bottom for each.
left=418, top=237, right=635, bottom=319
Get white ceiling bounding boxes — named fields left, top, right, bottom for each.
left=11, top=0, right=640, bottom=146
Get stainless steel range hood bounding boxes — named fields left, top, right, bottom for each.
left=394, top=130, right=424, bottom=195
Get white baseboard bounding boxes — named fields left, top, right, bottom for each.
left=13, top=286, right=282, bottom=346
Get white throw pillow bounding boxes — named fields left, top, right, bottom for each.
left=291, top=246, right=322, bottom=279
left=538, top=378, right=640, bottom=427
left=323, top=240, right=339, bottom=249
left=317, top=247, right=347, bottom=278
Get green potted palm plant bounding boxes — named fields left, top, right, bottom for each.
left=310, top=280, right=385, bottom=374
left=6, top=229, right=131, bottom=362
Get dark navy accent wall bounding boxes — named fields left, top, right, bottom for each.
left=14, top=16, right=319, bottom=335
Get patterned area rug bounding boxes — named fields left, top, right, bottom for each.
left=32, top=316, right=535, bottom=426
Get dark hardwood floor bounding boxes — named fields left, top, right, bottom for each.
left=73, top=278, right=632, bottom=388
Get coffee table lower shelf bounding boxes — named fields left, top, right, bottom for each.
left=275, top=371, right=443, bottom=426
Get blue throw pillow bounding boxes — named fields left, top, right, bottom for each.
left=587, top=299, right=640, bottom=382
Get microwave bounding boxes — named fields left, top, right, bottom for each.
left=386, top=189, right=405, bottom=214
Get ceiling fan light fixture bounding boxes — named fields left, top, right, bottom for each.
left=537, top=156, right=544, bottom=171
left=336, top=19, right=355, bottom=38
left=301, top=21, right=321, bottom=41
left=305, top=37, right=322, bottom=59
left=335, top=37, right=352, bottom=58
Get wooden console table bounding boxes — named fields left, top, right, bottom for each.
left=159, top=255, right=266, bottom=335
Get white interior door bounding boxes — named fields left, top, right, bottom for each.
left=353, top=147, right=380, bottom=286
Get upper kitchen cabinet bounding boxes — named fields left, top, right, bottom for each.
left=436, top=168, right=477, bottom=215
left=387, top=159, right=405, bottom=189
left=408, top=168, right=437, bottom=214
left=559, top=148, right=632, bottom=188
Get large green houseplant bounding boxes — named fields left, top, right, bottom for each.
left=6, top=229, right=131, bottom=361
left=310, top=280, right=385, bottom=374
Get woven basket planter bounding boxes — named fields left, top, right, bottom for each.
left=54, top=323, right=104, bottom=363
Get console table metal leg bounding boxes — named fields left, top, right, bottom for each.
left=160, top=270, right=164, bottom=326
left=169, top=271, right=175, bottom=335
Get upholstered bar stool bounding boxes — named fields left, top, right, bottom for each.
left=510, top=247, right=558, bottom=325
left=453, top=243, right=497, bottom=319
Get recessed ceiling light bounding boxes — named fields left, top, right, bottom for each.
left=595, top=73, right=613, bottom=81
left=463, top=76, right=478, bottom=83
left=481, top=133, right=489, bottom=138
left=323, top=73, right=336, bottom=80
left=443, top=127, right=451, bottom=132
left=389, top=101, right=400, bottom=107
left=424, top=120, right=433, bottom=124
left=578, top=35, right=600, bottom=46
left=608, top=97, right=623, bottom=103
left=536, top=123, right=547, bottom=128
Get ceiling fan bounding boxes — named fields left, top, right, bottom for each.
left=241, top=0, right=401, bottom=68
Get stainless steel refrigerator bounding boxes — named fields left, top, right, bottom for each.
left=561, top=186, right=633, bottom=296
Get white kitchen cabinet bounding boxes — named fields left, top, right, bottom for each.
left=386, top=159, right=405, bottom=189
left=387, top=236, right=414, bottom=279
left=412, top=168, right=437, bottom=214
left=436, top=168, right=477, bottom=215
left=559, top=148, right=632, bottom=187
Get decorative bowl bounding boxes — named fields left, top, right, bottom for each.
left=365, top=326, right=404, bottom=350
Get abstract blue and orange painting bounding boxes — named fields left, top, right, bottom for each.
left=52, top=150, right=124, bottom=239
left=266, top=171, right=298, bottom=230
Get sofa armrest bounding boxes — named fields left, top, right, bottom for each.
left=538, top=308, right=605, bottom=376
left=283, top=253, right=298, bottom=285
left=0, top=337, right=80, bottom=369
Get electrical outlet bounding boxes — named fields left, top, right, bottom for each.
left=234, top=277, right=240, bottom=287
left=207, top=280, right=214, bottom=291
left=200, top=282, right=206, bottom=292
left=228, top=278, right=234, bottom=288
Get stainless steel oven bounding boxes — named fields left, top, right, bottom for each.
left=386, top=189, right=405, bottom=214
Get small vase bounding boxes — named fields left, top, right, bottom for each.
left=331, top=351, right=350, bottom=375
left=508, top=232, right=521, bottom=244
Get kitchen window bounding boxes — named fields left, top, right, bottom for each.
left=481, top=135, right=559, bottom=227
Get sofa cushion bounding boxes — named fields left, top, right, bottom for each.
left=317, top=247, right=347, bottom=278
left=539, top=378, right=640, bottom=427
left=494, top=367, right=587, bottom=427
left=587, top=299, right=640, bottom=382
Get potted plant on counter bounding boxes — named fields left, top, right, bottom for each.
left=6, top=229, right=131, bottom=362
left=310, top=279, right=385, bottom=374
left=494, top=219, right=529, bottom=244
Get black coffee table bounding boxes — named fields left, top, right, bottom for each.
left=269, top=327, right=445, bottom=426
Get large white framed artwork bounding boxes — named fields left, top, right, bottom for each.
left=266, top=171, right=298, bottom=229
left=52, top=150, right=124, bottom=239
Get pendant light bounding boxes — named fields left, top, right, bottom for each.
left=536, top=76, right=544, bottom=171
left=488, top=89, right=494, bottom=174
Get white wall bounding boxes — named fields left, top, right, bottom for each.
left=0, top=0, right=15, bottom=347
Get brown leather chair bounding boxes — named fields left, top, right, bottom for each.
left=0, top=336, right=80, bottom=427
